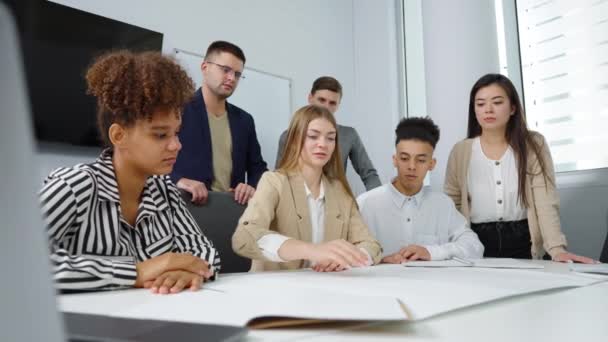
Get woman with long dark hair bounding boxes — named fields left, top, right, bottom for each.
left=444, top=73, right=593, bottom=263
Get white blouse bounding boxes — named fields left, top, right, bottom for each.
left=257, top=182, right=326, bottom=262
left=257, top=181, right=372, bottom=266
left=468, top=137, right=527, bottom=224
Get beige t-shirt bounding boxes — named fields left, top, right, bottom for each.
left=207, top=112, right=232, bottom=192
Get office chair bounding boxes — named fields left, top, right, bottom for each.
left=600, top=211, right=608, bottom=263
left=181, top=191, right=251, bottom=273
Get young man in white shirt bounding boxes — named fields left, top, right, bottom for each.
left=357, top=117, right=484, bottom=263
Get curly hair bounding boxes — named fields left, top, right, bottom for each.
left=86, top=50, right=194, bottom=146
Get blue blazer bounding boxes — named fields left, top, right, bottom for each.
left=171, top=89, right=268, bottom=189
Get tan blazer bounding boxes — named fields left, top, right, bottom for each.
left=444, top=132, right=567, bottom=258
left=232, top=171, right=382, bottom=271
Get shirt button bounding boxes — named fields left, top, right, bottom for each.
left=406, top=218, right=411, bottom=222
left=243, top=221, right=249, bottom=225
left=497, top=200, right=503, bottom=204
left=495, top=161, right=500, bottom=166
left=496, top=180, right=502, bottom=185
left=499, top=217, right=503, bottom=221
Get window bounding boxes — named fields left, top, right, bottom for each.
left=514, top=0, right=608, bottom=172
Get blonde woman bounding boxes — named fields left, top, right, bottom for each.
left=232, top=105, right=382, bottom=272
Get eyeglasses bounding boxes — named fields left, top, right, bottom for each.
left=206, top=61, right=245, bottom=80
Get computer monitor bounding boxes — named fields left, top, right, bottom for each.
left=0, top=3, right=66, bottom=341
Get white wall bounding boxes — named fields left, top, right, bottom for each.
left=348, top=0, right=402, bottom=194
left=41, top=0, right=403, bottom=194
left=41, top=0, right=357, bottom=177
left=420, top=0, right=500, bottom=190
left=50, top=0, right=357, bottom=114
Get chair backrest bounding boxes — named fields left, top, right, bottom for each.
left=181, top=191, right=251, bottom=273
left=600, top=212, right=608, bottom=263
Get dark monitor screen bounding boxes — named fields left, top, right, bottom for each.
left=7, top=0, right=163, bottom=147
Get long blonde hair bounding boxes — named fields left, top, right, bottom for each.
left=277, top=105, right=356, bottom=201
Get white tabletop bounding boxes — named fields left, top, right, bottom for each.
left=245, top=261, right=608, bottom=341
left=59, top=260, right=608, bottom=342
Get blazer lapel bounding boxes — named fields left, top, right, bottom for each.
left=287, top=173, right=313, bottom=243
left=322, top=176, right=345, bottom=242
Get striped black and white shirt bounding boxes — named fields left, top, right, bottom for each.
left=39, top=150, right=220, bottom=290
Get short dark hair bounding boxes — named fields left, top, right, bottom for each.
left=311, top=76, right=342, bottom=97
left=395, top=116, right=440, bottom=149
left=204, top=40, right=246, bottom=64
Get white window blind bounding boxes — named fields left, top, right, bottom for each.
left=516, top=0, right=608, bottom=172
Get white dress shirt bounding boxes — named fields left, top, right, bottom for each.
left=468, top=137, right=527, bottom=223
left=357, top=182, right=484, bottom=260
left=257, top=182, right=372, bottom=265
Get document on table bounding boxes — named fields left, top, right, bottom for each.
left=403, top=258, right=544, bottom=269
left=570, top=263, right=608, bottom=275
left=60, top=280, right=408, bottom=328
left=59, top=263, right=600, bottom=327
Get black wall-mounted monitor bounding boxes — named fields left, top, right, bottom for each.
left=6, top=0, right=164, bottom=147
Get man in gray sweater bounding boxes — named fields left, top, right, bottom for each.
left=275, top=76, right=381, bottom=190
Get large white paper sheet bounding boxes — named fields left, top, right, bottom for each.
left=209, top=265, right=598, bottom=319
left=60, top=281, right=407, bottom=327
left=403, top=258, right=544, bottom=269
left=569, top=263, right=608, bottom=275
left=59, top=263, right=601, bottom=326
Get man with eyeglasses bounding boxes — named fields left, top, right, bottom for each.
left=172, top=40, right=267, bottom=205
left=275, top=76, right=381, bottom=191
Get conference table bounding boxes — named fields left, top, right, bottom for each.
left=241, top=261, right=608, bottom=341
left=60, top=260, right=608, bottom=342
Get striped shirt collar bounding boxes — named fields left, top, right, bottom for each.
left=91, top=149, right=170, bottom=214
left=388, top=178, right=426, bottom=209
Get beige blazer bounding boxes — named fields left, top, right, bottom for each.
left=444, top=132, right=567, bottom=258
left=232, top=171, right=382, bottom=271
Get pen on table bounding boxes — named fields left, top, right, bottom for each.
left=204, top=287, right=227, bottom=294
left=452, top=256, right=474, bottom=266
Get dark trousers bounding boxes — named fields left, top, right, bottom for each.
left=471, top=219, right=532, bottom=259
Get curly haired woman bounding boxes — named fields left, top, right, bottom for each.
left=39, top=51, right=221, bottom=294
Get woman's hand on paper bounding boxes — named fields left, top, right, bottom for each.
left=144, top=270, right=203, bottom=294
left=553, top=252, right=596, bottom=264
left=134, top=253, right=213, bottom=288
left=309, top=239, right=369, bottom=271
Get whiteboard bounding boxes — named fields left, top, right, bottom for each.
left=173, top=48, right=292, bottom=170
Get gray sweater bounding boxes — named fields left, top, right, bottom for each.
left=275, top=124, right=381, bottom=191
